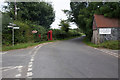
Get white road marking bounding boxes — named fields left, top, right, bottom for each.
left=15, top=74, right=21, bottom=78
left=26, top=45, right=43, bottom=78
left=28, top=64, right=32, bottom=68
left=26, top=43, right=51, bottom=78
left=0, top=52, right=8, bottom=54
left=17, top=66, right=23, bottom=69
left=27, top=72, right=33, bottom=77
left=1, top=66, right=23, bottom=72
left=29, top=62, right=33, bottom=65
left=30, top=58, right=34, bottom=62
left=27, top=68, right=32, bottom=72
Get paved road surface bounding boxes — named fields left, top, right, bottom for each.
left=1, top=36, right=118, bottom=78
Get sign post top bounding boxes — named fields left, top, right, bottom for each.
left=13, top=27, right=19, bottom=29
left=32, top=30, right=37, bottom=33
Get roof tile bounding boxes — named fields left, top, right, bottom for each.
left=94, top=14, right=119, bottom=28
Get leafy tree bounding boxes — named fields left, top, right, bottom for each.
left=2, top=13, right=13, bottom=45
left=59, top=20, right=70, bottom=33
left=64, top=2, right=120, bottom=40
left=4, top=2, right=55, bottom=29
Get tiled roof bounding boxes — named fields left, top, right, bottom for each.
left=94, top=14, right=119, bottom=28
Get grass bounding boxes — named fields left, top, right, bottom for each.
left=83, top=37, right=120, bottom=50
left=2, top=40, right=55, bottom=51
left=2, top=36, right=81, bottom=51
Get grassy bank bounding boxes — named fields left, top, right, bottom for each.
left=2, top=36, right=81, bottom=51
left=2, top=41, right=55, bottom=51
left=83, top=38, right=120, bottom=50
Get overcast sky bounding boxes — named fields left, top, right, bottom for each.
left=0, top=0, right=77, bottom=29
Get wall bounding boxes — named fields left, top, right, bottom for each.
left=99, top=27, right=120, bottom=43
left=92, top=27, right=120, bottom=44
left=91, top=29, right=100, bottom=44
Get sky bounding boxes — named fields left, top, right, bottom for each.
left=0, top=0, right=78, bottom=29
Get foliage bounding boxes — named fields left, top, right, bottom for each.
left=83, top=38, right=120, bottom=50
left=2, top=19, right=48, bottom=45
left=59, top=20, right=70, bottom=32
left=65, top=2, right=120, bottom=40
left=52, top=29, right=81, bottom=40
left=2, top=13, right=13, bottom=45
left=13, top=20, right=33, bottom=43
left=5, top=2, right=55, bottom=29
left=2, top=40, right=55, bottom=51
left=28, top=23, right=48, bottom=42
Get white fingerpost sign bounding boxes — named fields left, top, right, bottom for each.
left=99, top=28, right=111, bottom=34
left=13, top=27, right=19, bottom=29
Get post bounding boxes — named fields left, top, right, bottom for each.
left=15, top=0, right=17, bottom=20
left=12, top=28, right=14, bottom=46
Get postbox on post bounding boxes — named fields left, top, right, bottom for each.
left=47, top=30, right=52, bottom=41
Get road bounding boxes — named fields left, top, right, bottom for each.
left=1, top=36, right=118, bottom=78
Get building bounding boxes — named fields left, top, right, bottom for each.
left=92, top=14, right=120, bottom=44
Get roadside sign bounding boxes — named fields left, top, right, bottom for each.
left=9, top=23, right=16, bottom=26
left=32, top=30, right=37, bottom=33
left=8, top=26, right=13, bottom=28
left=13, top=27, right=19, bottom=29
left=99, top=28, right=111, bottom=34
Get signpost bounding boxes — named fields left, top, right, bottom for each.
left=13, top=27, right=19, bottom=29
left=32, top=30, right=37, bottom=33
left=8, top=23, right=19, bottom=46
left=99, top=28, right=111, bottom=34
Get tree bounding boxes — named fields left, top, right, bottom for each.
left=2, top=13, right=13, bottom=45
left=59, top=20, right=70, bottom=33
left=4, top=2, right=55, bottom=29
left=64, top=2, right=120, bottom=40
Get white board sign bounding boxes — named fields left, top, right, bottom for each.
left=13, top=27, right=19, bottom=29
left=99, top=28, right=111, bottom=34
left=32, top=30, right=37, bottom=33
left=8, top=26, right=13, bottom=28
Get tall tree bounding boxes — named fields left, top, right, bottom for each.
left=64, top=2, right=120, bottom=40
left=59, top=20, right=70, bottom=33
left=4, top=2, right=55, bottom=29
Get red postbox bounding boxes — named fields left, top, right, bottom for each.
left=47, top=30, right=52, bottom=41
left=38, top=34, right=41, bottom=39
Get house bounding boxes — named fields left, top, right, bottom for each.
left=92, top=14, right=120, bottom=44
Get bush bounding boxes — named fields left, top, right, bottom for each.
left=99, top=40, right=120, bottom=50
left=14, top=20, right=33, bottom=43
left=28, top=23, right=48, bottom=42
left=2, top=20, right=48, bottom=45
left=52, top=29, right=81, bottom=40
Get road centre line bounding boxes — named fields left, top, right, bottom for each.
left=26, top=45, right=42, bottom=78
left=26, top=42, right=52, bottom=78
left=0, top=52, right=8, bottom=54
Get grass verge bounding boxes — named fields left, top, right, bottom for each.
left=2, top=40, right=55, bottom=51
left=2, top=36, right=81, bottom=51
left=83, top=37, right=120, bottom=50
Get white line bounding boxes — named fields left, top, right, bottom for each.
left=30, top=58, right=34, bottom=62
left=2, top=67, right=18, bottom=72
left=26, top=44, right=43, bottom=78
left=29, top=62, right=33, bottom=65
left=0, top=52, right=8, bottom=54
left=27, top=68, right=32, bottom=72
left=15, top=74, right=21, bottom=78
left=28, top=64, right=32, bottom=68
left=27, top=72, right=33, bottom=77
left=17, top=66, right=23, bottom=69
